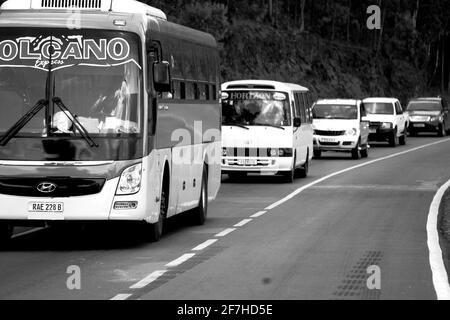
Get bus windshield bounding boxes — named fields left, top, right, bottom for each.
left=222, top=91, right=291, bottom=127
left=313, top=104, right=358, bottom=120
left=0, top=28, right=142, bottom=137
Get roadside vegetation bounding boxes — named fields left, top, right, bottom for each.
left=145, top=0, right=450, bottom=103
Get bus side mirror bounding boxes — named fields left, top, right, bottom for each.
left=153, top=61, right=171, bottom=92
left=293, top=117, right=302, bottom=127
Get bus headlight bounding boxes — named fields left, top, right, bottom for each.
left=117, top=163, right=142, bottom=195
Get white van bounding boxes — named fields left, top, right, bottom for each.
left=221, top=80, right=314, bottom=183
left=312, top=99, right=370, bottom=159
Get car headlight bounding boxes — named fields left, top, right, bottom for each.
left=381, top=122, right=393, bottom=129
left=346, top=128, right=358, bottom=136
left=430, top=116, right=442, bottom=122
left=117, top=163, right=142, bottom=195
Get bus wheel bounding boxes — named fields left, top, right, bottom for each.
left=192, top=166, right=208, bottom=226
left=145, top=180, right=168, bottom=242
left=0, top=222, right=13, bottom=248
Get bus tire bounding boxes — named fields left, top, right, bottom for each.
left=145, top=173, right=169, bottom=242
left=192, top=166, right=208, bottom=226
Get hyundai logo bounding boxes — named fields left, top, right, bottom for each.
left=37, top=182, right=57, bottom=194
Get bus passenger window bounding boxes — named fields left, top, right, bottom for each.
left=193, top=83, right=199, bottom=100
left=212, top=85, right=217, bottom=100
left=180, top=82, right=186, bottom=100
left=205, top=84, right=210, bottom=100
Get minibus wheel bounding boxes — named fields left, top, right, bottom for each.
left=297, top=154, right=309, bottom=178
left=192, top=166, right=208, bottom=226
left=283, top=158, right=296, bottom=183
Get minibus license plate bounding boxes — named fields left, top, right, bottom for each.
left=238, top=159, right=257, bottom=166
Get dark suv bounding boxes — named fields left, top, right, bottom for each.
left=406, top=97, right=450, bottom=137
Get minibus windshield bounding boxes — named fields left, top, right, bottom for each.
left=313, top=104, right=358, bottom=120
left=222, top=91, right=291, bottom=127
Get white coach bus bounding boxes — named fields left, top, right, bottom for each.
left=221, top=80, right=314, bottom=183
left=0, top=0, right=221, bottom=243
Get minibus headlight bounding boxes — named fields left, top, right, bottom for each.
left=117, top=163, right=142, bottom=195
left=222, top=148, right=228, bottom=157
left=381, top=122, right=393, bottom=129
left=270, top=149, right=279, bottom=157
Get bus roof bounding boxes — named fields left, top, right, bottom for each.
left=0, top=0, right=217, bottom=49
left=222, top=80, right=309, bottom=92
left=0, top=0, right=167, bottom=20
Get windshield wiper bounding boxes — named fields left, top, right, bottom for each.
left=53, top=97, right=99, bottom=148
left=252, top=123, right=286, bottom=130
left=223, top=123, right=250, bottom=130
left=0, top=99, right=48, bottom=147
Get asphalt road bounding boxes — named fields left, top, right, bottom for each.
left=1, top=135, right=450, bottom=300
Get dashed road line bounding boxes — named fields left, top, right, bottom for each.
left=110, top=293, right=132, bottom=300
left=427, top=178, right=450, bottom=300
left=130, top=270, right=167, bottom=290
left=165, top=253, right=196, bottom=268
left=215, top=228, right=236, bottom=237
left=192, top=239, right=218, bottom=251
left=250, top=211, right=267, bottom=218
left=234, top=219, right=252, bottom=227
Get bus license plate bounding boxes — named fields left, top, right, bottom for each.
left=28, top=202, right=64, bottom=220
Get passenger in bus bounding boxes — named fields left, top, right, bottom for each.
left=257, top=100, right=285, bottom=125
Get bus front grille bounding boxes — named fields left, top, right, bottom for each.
left=0, top=178, right=106, bottom=198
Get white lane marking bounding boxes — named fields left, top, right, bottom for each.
left=129, top=270, right=167, bottom=289
left=11, top=227, right=45, bottom=239
left=110, top=293, right=132, bottom=300
left=215, top=228, right=236, bottom=237
left=192, top=239, right=218, bottom=251
left=165, top=253, right=196, bottom=268
left=234, top=219, right=252, bottom=227
left=251, top=211, right=267, bottom=218
left=265, top=138, right=450, bottom=211
left=427, top=178, right=450, bottom=300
